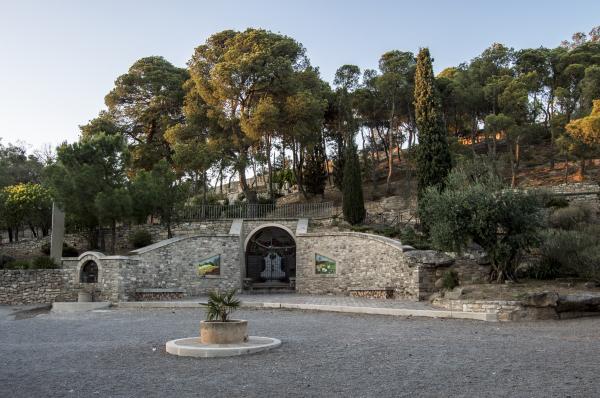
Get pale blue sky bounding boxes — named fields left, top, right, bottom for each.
left=1, top=0, right=599, bottom=150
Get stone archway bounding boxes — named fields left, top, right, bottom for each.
left=244, top=226, right=296, bottom=289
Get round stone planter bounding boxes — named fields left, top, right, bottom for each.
left=200, top=320, right=248, bottom=344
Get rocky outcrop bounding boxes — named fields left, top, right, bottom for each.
left=405, top=250, right=454, bottom=267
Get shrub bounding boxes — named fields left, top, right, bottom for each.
left=441, top=270, right=459, bottom=290
left=532, top=227, right=600, bottom=281
left=201, top=289, right=241, bottom=322
left=130, top=229, right=153, bottom=248
left=41, top=242, right=79, bottom=257
left=419, top=164, right=544, bottom=282
left=5, top=260, right=31, bottom=269
left=548, top=204, right=592, bottom=230
left=544, top=196, right=569, bottom=209
left=62, top=245, right=79, bottom=257
left=400, top=227, right=430, bottom=250
left=31, top=256, right=59, bottom=269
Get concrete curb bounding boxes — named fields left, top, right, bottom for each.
left=52, top=302, right=112, bottom=313
left=116, top=300, right=497, bottom=322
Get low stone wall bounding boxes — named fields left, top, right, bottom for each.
left=295, top=232, right=420, bottom=300
left=432, top=298, right=527, bottom=321
left=0, top=269, right=71, bottom=304
left=548, top=182, right=600, bottom=207
left=130, top=235, right=242, bottom=298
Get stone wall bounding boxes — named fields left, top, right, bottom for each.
left=0, top=221, right=234, bottom=260
left=295, top=232, right=421, bottom=300
left=0, top=269, right=73, bottom=304
left=128, top=235, right=242, bottom=299
left=548, top=182, right=600, bottom=207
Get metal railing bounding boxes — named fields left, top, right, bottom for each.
left=179, top=202, right=334, bottom=220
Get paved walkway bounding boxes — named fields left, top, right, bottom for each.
left=237, top=293, right=432, bottom=310
left=118, top=293, right=496, bottom=321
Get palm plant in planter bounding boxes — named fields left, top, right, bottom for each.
left=199, top=289, right=247, bottom=344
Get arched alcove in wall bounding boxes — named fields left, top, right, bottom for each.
left=245, top=226, right=296, bottom=286
left=80, top=260, right=98, bottom=283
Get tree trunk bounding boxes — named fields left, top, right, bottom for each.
left=386, top=127, right=393, bottom=194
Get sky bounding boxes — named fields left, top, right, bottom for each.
left=1, top=0, right=599, bottom=151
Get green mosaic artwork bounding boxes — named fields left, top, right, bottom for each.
left=315, top=253, right=336, bottom=274
left=197, top=255, right=220, bottom=276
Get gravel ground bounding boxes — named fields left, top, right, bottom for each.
left=1, top=307, right=600, bottom=398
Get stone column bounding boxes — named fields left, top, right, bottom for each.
left=50, top=202, right=66, bottom=263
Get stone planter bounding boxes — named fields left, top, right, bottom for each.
left=200, top=320, right=248, bottom=344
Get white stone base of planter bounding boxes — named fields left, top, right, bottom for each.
left=52, top=302, right=111, bottom=313
left=166, top=336, right=281, bottom=358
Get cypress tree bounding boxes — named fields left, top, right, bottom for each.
left=304, top=141, right=328, bottom=196
left=414, top=48, right=451, bottom=197
left=342, top=140, right=366, bottom=225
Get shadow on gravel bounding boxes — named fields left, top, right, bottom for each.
left=11, top=305, right=51, bottom=320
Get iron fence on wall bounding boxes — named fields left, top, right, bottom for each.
left=179, top=202, right=334, bottom=221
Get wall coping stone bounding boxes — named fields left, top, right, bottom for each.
left=130, top=234, right=238, bottom=255
left=135, top=288, right=185, bottom=293
left=300, top=232, right=404, bottom=251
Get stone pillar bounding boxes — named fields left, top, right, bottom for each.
left=50, top=202, right=66, bottom=263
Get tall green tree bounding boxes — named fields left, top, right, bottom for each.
left=130, top=160, right=185, bottom=238
left=186, top=29, right=310, bottom=203
left=342, top=141, right=365, bottom=225
left=105, top=56, right=188, bottom=170
left=46, top=133, right=129, bottom=250
left=414, top=48, right=452, bottom=196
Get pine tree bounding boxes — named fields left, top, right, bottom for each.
left=342, top=140, right=366, bottom=225
left=303, top=141, right=327, bottom=196
left=414, top=48, right=452, bottom=197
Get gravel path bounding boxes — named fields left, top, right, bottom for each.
left=1, top=307, right=600, bottom=397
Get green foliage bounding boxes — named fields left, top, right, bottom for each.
left=414, top=48, right=452, bottom=196
left=201, top=289, right=241, bottom=322
left=130, top=159, right=186, bottom=238
left=105, top=56, right=188, bottom=170
left=0, top=183, right=52, bottom=237
left=532, top=227, right=600, bottom=281
left=548, top=204, right=592, bottom=230
left=130, top=229, right=153, bottom=249
left=31, top=256, right=58, bottom=269
left=399, top=227, right=431, bottom=250
left=303, top=141, right=327, bottom=196
left=544, top=196, right=570, bottom=209
left=41, top=242, right=78, bottom=257
left=441, top=270, right=459, bottom=290
left=342, top=142, right=365, bottom=225
left=4, top=260, right=31, bottom=270
left=45, top=133, right=130, bottom=248
left=419, top=164, right=544, bottom=282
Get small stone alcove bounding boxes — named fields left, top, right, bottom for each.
left=80, top=261, right=98, bottom=283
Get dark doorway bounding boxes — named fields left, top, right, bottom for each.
left=80, top=261, right=98, bottom=283
left=245, top=227, right=296, bottom=285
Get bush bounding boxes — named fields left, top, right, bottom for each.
left=531, top=227, right=600, bottom=281
left=41, top=242, right=79, bottom=257
left=62, top=245, right=79, bottom=257
left=548, top=204, right=592, bottom=230
left=399, top=227, right=430, bottom=250
left=544, top=196, right=569, bottom=209
left=4, top=260, right=31, bottom=269
left=31, top=256, right=59, bottom=269
left=442, top=270, right=459, bottom=290
left=419, top=163, right=544, bottom=282
left=130, top=229, right=153, bottom=248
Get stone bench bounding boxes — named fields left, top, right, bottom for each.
left=134, top=288, right=185, bottom=301
left=349, top=287, right=394, bottom=299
